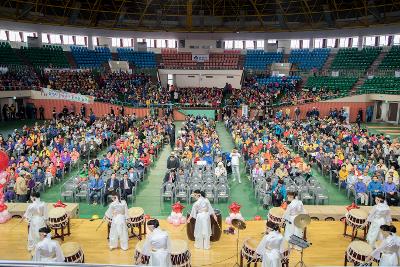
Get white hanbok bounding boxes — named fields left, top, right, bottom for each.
left=32, top=234, right=64, bottom=262
left=284, top=197, right=306, bottom=241
left=366, top=202, right=392, bottom=248
left=190, top=196, right=215, bottom=249
left=24, top=198, right=48, bottom=251
left=371, top=233, right=400, bottom=266
left=142, top=228, right=172, bottom=267
left=105, top=200, right=129, bottom=250
left=255, top=231, right=285, bottom=267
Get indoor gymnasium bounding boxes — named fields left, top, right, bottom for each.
left=0, top=1, right=400, bottom=266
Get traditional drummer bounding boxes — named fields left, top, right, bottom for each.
left=283, top=191, right=306, bottom=241
left=23, top=192, right=48, bottom=251
left=187, top=190, right=218, bottom=250
left=364, top=194, right=392, bottom=248
left=32, top=227, right=64, bottom=263
left=254, top=221, right=285, bottom=267
left=139, top=218, right=172, bottom=267
left=105, top=192, right=129, bottom=251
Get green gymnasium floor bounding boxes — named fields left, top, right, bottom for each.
left=3, top=120, right=353, bottom=220
left=365, top=123, right=400, bottom=138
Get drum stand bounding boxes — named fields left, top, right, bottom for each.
left=294, top=248, right=307, bottom=267
left=289, top=235, right=310, bottom=267
left=343, top=220, right=368, bottom=241
left=233, top=227, right=240, bottom=267
left=51, top=219, right=71, bottom=241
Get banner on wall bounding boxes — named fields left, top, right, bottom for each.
left=40, top=88, right=94, bottom=104
left=192, top=54, right=209, bottom=62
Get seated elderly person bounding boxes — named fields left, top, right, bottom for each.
left=275, top=163, right=288, bottom=179
left=251, top=163, right=264, bottom=180
left=215, top=162, right=227, bottom=178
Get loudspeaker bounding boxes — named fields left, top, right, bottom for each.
left=216, top=40, right=222, bottom=48
left=179, top=40, right=185, bottom=48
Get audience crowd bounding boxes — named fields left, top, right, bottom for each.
left=0, top=66, right=41, bottom=91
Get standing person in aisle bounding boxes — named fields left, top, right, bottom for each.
left=231, top=148, right=241, bottom=184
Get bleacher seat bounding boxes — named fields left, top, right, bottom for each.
left=289, top=48, right=330, bottom=71
left=330, top=47, right=381, bottom=71
left=361, top=77, right=400, bottom=94
left=0, top=42, right=21, bottom=66
left=70, top=46, right=112, bottom=68
left=256, top=75, right=301, bottom=86
left=20, top=45, right=69, bottom=68
left=379, top=46, right=400, bottom=70
left=244, top=50, right=283, bottom=70
left=117, top=48, right=156, bottom=68
left=305, top=76, right=357, bottom=94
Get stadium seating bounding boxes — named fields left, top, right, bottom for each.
left=379, top=45, right=400, bottom=70
left=204, top=51, right=240, bottom=69
left=361, top=76, right=400, bottom=94
left=256, top=75, right=301, bottom=86
left=244, top=50, right=283, bottom=70
left=117, top=48, right=156, bottom=68
left=289, top=48, right=330, bottom=71
left=305, top=76, right=358, bottom=93
left=0, top=42, right=21, bottom=65
left=70, top=46, right=112, bottom=68
left=330, top=47, right=381, bottom=71
left=160, top=49, right=196, bottom=68
left=20, top=45, right=69, bottom=68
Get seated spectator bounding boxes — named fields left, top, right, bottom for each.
left=166, top=152, right=180, bottom=170
left=272, top=179, right=286, bottom=207
left=177, top=168, right=189, bottom=183
left=384, top=176, right=399, bottom=206
left=14, top=174, right=27, bottom=202
left=103, top=173, right=119, bottom=206
left=252, top=163, right=264, bottom=180
left=164, top=169, right=176, bottom=184
left=368, top=175, right=383, bottom=202
left=354, top=176, right=368, bottom=206
left=127, top=167, right=140, bottom=184
left=89, top=174, right=104, bottom=205
left=100, top=155, right=111, bottom=172
left=215, top=162, right=227, bottom=178
left=338, top=165, right=349, bottom=188
left=203, top=152, right=213, bottom=165
left=120, top=173, right=133, bottom=201
left=275, top=164, right=288, bottom=179
left=385, top=167, right=399, bottom=185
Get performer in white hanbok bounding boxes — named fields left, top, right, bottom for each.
left=366, top=225, right=400, bottom=266
left=365, top=194, right=392, bottom=248
left=105, top=193, right=129, bottom=251
left=283, top=192, right=306, bottom=241
left=23, top=192, right=48, bottom=251
left=254, top=221, right=285, bottom=267
left=32, top=227, right=64, bottom=262
left=140, top=219, right=172, bottom=267
left=187, top=190, right=218, bottom=250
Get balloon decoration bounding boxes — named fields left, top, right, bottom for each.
left=167, top=202, right=186, bottom=226
left=144, top=214, right=151, bottom=220
left=0, top=184, right=11, bottom=223
left=280, top=201, right=288, bottom=210
left=53, top=200, right=67, bottom=208
left=225, top=202, right=245, bottom=225
left=0, top=151, right=8, bottom=172
left=254, top=215, right=262, bottom=221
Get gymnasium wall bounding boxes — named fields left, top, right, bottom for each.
left=27, top=99, right=151, bottom=119
left=158, top=69, right=243, bottom=89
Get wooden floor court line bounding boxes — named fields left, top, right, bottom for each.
left=2, top=219, right=399, bottom=266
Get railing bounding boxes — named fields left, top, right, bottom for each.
left=0, top=261, right=147, bottom=267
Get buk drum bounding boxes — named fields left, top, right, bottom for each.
left=241, top=238, right=290, bottom=264
left=134, top=239, right=191, bottom=267
left=268, top=207, right=285, bottom=225
left=127, top=207, right=145, bottom=228
left=47, top=207, right=68, bottom=229
left=346, top=241, right=373, bottom=266
left=186, top=208, right=222, bottom=242
left=61, top=242, right=84, bottom=263
left=346, top=209, right=368, bottom=228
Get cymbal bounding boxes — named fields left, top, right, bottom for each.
left=231, top=219, right=246, bottom=230
left=294, top=214, right=311, bottom=229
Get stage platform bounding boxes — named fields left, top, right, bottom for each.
left=1, top=218, right=398, bottom=266
left=305, top=205, right=400, bottom=221
left=7, top=203, right=79, bottom=218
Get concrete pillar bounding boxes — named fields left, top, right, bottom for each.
left=87, top=35, right=93, bottom=49
left=357, top=35, right=363, bottom=49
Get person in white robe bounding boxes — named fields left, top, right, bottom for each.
left=364, top=194, right=392, bottom=248
left=105, top=193, right=129, bottom=251
left=23, top=192, right=48, bottom=251
left=283, top=192, right=306, bottom=241
left=187, top=190, right=218, bottom=250
left=32, top=227, right=64, bottom=262
left=139, top=219, right=172, bottom=267
left=255, top=221, right=285, bottom=267
left=366, top=225, right=400, bottom=266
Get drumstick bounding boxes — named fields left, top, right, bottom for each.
left=95, top=217, right=105, bottom=231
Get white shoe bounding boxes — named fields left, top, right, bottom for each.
left=232, top=179, right=236, bottom=182
left=239, top=180, right=242, bottom=184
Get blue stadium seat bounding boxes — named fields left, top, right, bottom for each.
left=244, top=50, right=283, bottom=70
left=288, top=48, right=330, bottom=71
left=117, top=48, right=156, bottom=68
left=70, top=46, right=112, bottom=69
